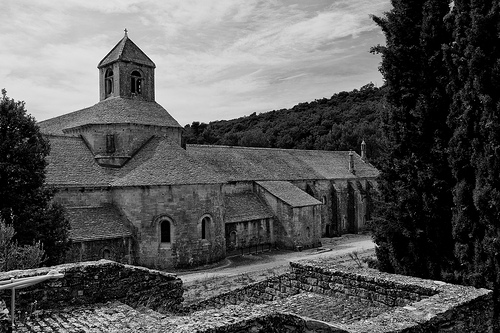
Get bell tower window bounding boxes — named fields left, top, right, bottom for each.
left=131, top=70, right=142, bottom=94
left=105, top=69, right=114, bottom=98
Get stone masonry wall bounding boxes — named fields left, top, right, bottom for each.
left=189, top=261, right=493, bottom=333
left=188, top=263, right=433, bottom=311
left=53, top=187, right=112, bottom=207
left=112, top=184, right=226, bottom=269
left=65, top=237, right=133, bottom=264
left=0, top=260, right=183, bottom=315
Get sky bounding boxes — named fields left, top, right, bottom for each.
left=0, top=0, right=391, bottom=126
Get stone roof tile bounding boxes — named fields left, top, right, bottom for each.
left=66, top=205, right=132, bottom=242
left=44, top=137, right=379, bottom=188
left=45, top=135, right=113, bottom=187
left=186, top=145, right=379, bottom=182
left=98, top=35, right=155, bottom=68
left=225, top=192, right=274, bottom=223
left=112, top=138, right=224, bottom=187
left=256, top=181, right=322, bottom=207
left=38, top=97, right=181, bottom=135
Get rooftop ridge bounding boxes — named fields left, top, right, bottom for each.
left=187, top=144, right=356, bottom=154
left=98, top=34, right=155, bottom=68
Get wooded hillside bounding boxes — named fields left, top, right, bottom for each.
left=184, top=83, right=386, bottom=163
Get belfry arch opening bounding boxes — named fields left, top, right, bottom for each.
left=105, top=68, right=113, bottom=98
left=131, top=70, right=142, bottom=94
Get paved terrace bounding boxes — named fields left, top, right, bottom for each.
left=16, top=292, right=389, bottom=332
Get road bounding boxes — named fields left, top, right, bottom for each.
left=179, top=235, right=375, bottom=283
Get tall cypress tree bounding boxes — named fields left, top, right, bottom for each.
left=446, top=0, right=500, bottom=318
left=370, top=0, right=455, bottom=279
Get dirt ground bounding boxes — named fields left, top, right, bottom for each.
left=176, top=234, right=376, bottom=305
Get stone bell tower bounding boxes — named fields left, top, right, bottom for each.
left=97, top=29, right=156, bottom=102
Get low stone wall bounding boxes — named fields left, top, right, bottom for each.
left=0, top=260, right=183, bottom=315
left=288, top=261, right=436, bottom=307
left=188, top=261, right=437, bottom=311
left=187, top=260, right=494, bottom=332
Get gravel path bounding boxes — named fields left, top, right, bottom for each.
left=179, top=235, right=375, bottom=283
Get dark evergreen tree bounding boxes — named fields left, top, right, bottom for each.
left=0, top=89, right=70, bottom=265
left=369, top=0, right=455, bottom=279
left=445, top=0, right=500, bottom=323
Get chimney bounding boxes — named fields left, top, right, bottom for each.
left=349, top=150, right=355, bottom=174
left=361, top=140, right=366, bottom=160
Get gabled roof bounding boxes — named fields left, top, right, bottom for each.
left=256, top=181, right=322, bottom=207
left=45, top=135, right=113, bottom=186
left=66, top=205, right=132, bottom=242
left=44, top=137, right=379, bottom=188
left=38, top=97, right=181, bottom=135
left=98, top=35, right=155, bottom=68
left=225, top=192, right=274, bottom=223
left=185, top=145, right=379, bottom=181
left=111, top=138, right=230, bottom=187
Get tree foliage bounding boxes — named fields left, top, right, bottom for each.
left=184, top=83, right=386, bottom=163
left=0, top=89, right=70, bottom=265
left=0, top=218, right=44, bottom=271
left=369, top=0, right=455, bottom=280
left=446, top=0, right=500, bottom=295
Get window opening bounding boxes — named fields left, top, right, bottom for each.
left=201, top=216, right=211, bottom=239
left=106, top=134, right=115, bottom=154
left=131, top=70, right=142, bottom=94
left=105, top=69, right=113, bottom=97
left=201, top=219, right=206, bottom=239
left=103, top=249, right=111, bottom=259
left=229, top=231, right=236, bottom=245
left=160, top=220, right=171, bottom=243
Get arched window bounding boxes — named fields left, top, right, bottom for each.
left=201, top=218, right=206, bottom=239
left=229, top=231, right=237, bottom=245
left=105, top=68, right=113, bottom=97
left=160, top=220, right=171, bottom=243
left=131, top=70, right=142, bottom=94
left=102, top=248, right=111, bottom=259
left=200, top=215, right=212, bottom=240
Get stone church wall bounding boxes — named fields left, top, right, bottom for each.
left=65, top=237, right=133, bottom=264
left=112, top=184, right=226, bottom=268
left=64, top=123, right=182, bottom=158
left=293, top=180, right=335, bottom=238
left=225, top=218, right=274, bottom=253
left=331, top=180, right=373, bottom=235
left=255, top=184, right=321, bottom=250
left=54, top=187, right=112, bottom=207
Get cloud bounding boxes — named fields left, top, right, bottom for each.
left=0, top=0, right=391, bottom=125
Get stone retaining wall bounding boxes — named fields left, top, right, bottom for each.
left=189, top=261, right=437, bottom=311
left=0, top=260, right=183, bottom=315
left=189, top=260, right=494, bottom=332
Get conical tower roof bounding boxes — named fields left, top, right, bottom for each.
left=98, top=30, right=155, bottom=68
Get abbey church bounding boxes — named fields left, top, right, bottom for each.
left=39, top=33, right=379, bottom=268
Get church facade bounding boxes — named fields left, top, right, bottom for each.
left=39, top=33, right=379, bottom=269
